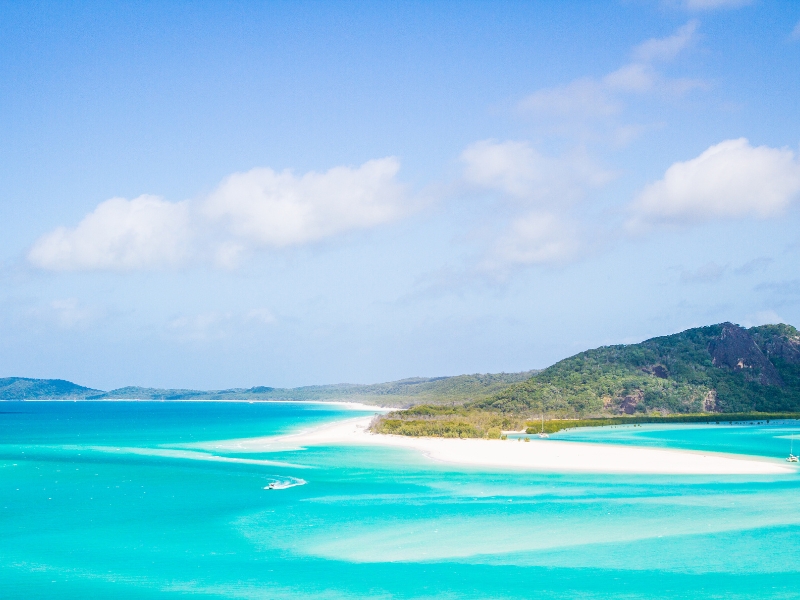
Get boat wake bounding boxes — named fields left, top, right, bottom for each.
left=264, top=476, right=307, bottom=490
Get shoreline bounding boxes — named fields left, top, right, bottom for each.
left=11, top=399, right=394, bottom=411
left=195, top=416, right=797, bottom=475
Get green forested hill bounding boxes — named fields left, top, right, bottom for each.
left=0, top=378, right=103, bottom=400
left=477, top=322, right=800, bottom=416
left=374, top=322, right=800, bottom=437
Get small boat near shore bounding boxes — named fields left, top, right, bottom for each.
left=787, top=434, right=798, bottom=462
left=538, top=413, right=549, bottom=438
left=264, top=477, right=307, bottom=490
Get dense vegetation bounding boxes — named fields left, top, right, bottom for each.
left=479, top=323, right=800, bottom=416
left=372, top=322, right=800, bottom=437
left=376, top=405, right=526, bottom=438
left=372, top=409, right=800, bottom=438
left=524, top=413, right=800, bottom=435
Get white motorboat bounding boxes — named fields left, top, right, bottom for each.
left=264, top=477, right=307, bottom=490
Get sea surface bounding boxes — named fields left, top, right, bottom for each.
left=2, top=402, right=799, bottom=599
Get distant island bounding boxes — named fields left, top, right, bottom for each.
left=373, top=322, right=800, bottom=437
left=0, top=371, right=536, bottom=407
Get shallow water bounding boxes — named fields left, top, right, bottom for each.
left=1, top=402, right=799, bottom=599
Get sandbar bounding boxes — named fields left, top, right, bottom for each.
left=195, top=416, right=797, bottom=475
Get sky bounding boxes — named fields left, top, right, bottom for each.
left=1, top=0, right=800, bottom=391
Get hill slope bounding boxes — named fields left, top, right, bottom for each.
left=0, top=378, right=103, bottom=400
left=477, top=322, right=800, bottom=416
left=93, top=372, right=535, bottom=405
left=373, top=322, right=800, bottom=437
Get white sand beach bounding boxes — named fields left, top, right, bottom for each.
left=197, top=416, right=797, bottom=475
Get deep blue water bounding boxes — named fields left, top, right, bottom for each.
left=2, top=402, right=799, bottom=599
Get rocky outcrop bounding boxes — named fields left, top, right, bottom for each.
left=619, top=390, right=644, bottom=414
left=750, top=325, right=800, bottom=365
left=708, top=323, right=784, bottom=387
left=642, top=364, right=668, bottom=379
left=479, top=320, right=800, bottom=417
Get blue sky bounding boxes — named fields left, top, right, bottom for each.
left=1, top=0, right=799, bottom=390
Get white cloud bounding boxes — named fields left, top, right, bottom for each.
left=524, top=20, right=699, bottom=111
left=633, top=20, right=698, bottom=62
left=734, top=256, right=772, bottom=275
left=461, top=140, right=613, bottom=203
left=518, top=78, right=617, bottom=118
left=28, top=158, right=407, bottom=272
left=603, top=63, right=657, bottom=93
left=49, top=298, right=94, bottom=329
left=679, top=261, right=727, bottom=283
left=484, top=212, right=580, bottom=269
left=167, top=312, right=231, bottom=342
left=212, top=241, right=247, bottom=270
left=28, top=195, right=192, bottom=271
left=246, top=308, right=276, bottom=325
left=461, top=140, right=611, bottom=271
left=629, top=138, right=800, bottom=228
left=203, top=157, right=405, bottom=248
left=741, top=310, right=786, bottom=328
left=166, top=308, right=276, bottom=342
left=21, top=298, right=97, bottom=330
left=519, top=21, right=702, bottom=144
left=682, top=0, right=752, bottom=10
left=612, top=123, right=664, bottom=147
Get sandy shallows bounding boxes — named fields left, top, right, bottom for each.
left=192, top=416, right=797, bottom=475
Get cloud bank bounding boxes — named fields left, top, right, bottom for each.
left=521, top=21, right=701, bottom=107
left=26, top=20, right=797, bottom=279
left=29, top=159, right=407, bottom=271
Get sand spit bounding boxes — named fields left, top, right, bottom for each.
left=195, top=416, right=796, bottom=475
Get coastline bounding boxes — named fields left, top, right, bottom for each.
left=196, top=416, right=797, bottom=475
left=14, top=399, right=393, bottom=411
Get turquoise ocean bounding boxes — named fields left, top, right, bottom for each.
left=2, top=401, right=799, bottom=599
